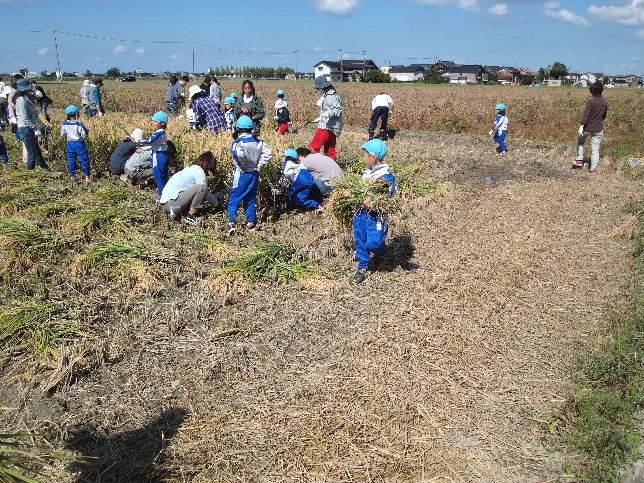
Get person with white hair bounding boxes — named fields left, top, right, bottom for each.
left=109, top=128, right=145, bottom=176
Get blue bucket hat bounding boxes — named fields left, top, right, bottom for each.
left=65, top=105, right=80, bottom=116
left=224, top=96, right=235, bottom=105
left=230, top=91, right=238, bottom=99
left=362, top=139, right=389, bottom=160
left=277, top=89, right=285, bottom=96
left=16, top=78, right=31, bottom=93
left=283, top=148, right=298, bottom=159
left=236, top=115, right=253, bottom=129
left=495, top=103, right=507, bottom=111
left=151, top=111, right=169, bottom=124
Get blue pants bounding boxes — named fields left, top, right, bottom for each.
left=353, top=210, right=388, bottom=270
left=369, top=106, right=389, bottom=136
left=16, top=127, right=49, bottom=171
left=0, top=134, right=8, bottom=164
left=228, top=170, right=259, bottom=223
left=67, top=140, right=90, bottom=177
left=153, top=151, right=170, bottom=195
left=87, top=108, right=98, bottom=118
left=494, top=130, right=507, bottom=153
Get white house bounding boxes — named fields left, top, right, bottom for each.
left=314, top=61, right=343, bottom=83
left=389, top=65, right=424, bottom=82
left=579, top=72, right=603, bottom=85
left=443, top=65, right=488, bottom=84
left=314, top=59, right=379, bottom=82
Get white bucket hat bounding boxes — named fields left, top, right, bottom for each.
left=188, top=85, right=203, bottom=100
left=130, top=128, right=145, bottom=142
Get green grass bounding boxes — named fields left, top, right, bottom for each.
left=76, top=241, right=176, bottom=272
left=562, top=204, right=644, bottom=482
left=223, top=243, right=312, bottom=283
left=0, top=302, right=82, bottom=363
left=0, top=431, right=72, bottom=483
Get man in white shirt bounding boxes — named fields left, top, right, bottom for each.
left=369, top=92, right=393, bottom=140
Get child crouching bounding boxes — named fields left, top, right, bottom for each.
left=351, top=139, right=397, bottom=285
left=280, top=149, right=323, bottom=211
left=138, top=111, right=170, bottom=196
left=61, top=105, right=91, bottom=182
left=227, top=115, right=272, bottom=235
left=489, top=103, right=508, bottom=155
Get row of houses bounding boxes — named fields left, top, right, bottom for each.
left=313, top=59, right=642, bottom=87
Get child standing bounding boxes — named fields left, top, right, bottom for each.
left=351, top=139, right=397, bottom=285
left=490, top=103, right=509, bottom=155
left=280, top=149, right=323, bottom=211
left=274, top=89, right=290, bottom=135
left=61, top=105, right=90, bottom=181
left=223, top=96, right=236, bottom=133
left=138, top=111, right=170, bottom=196
left=227, top=115, right=272, bottom=235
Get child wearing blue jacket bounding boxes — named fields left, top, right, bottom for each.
left=60, top=105, right=91, bottom=181
left=351, top=139, right=397, bottom=285
left=138, top=111, right=170, bottom=196
left=228, top=115, right=273, bottom=235
left=281, top=149, right=323, bottom=211
left=489, top=103, right=509, bottom=155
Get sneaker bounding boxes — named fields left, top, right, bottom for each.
left=590, top=169, right=598, bottom=175
left=184, top=214, right=199, bottom=225
left=246, top=222, right=257, bottom=231
left=350, top=269, right=368, bottom=285
left=169, top=206, right=182, bottom=220
left=572, top=159, right=585, bottom=168
left=227, top=223, right=236, bottom=236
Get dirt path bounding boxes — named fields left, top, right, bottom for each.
left=5, top=131, right=640, bottom=482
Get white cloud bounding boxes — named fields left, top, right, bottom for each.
left=171, top=53, right=179, bottom=60
left=458, top=0, right=480, bottom=10
left=112, top=45, right=127, bottom=54
left=489, top=3, right=509, bottom=15
left=134, top=47, right=145, bottom=54
left=314, top=0, right=359, bottom=15
left=588, top=0, right=644, bottom=26
left=313, top=46, right=324, bottom=52
left=36, top=47, right=49, bottom=56
left=637, top=28, right=644, bottom=37
left=544, top=1, right=559, bottom=8
left=544, top=3, right=590, bottom=26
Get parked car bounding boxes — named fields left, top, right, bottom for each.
left=120, top=75, right=136, bottom=82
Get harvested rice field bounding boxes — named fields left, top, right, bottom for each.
left=1, top=82, right=643, bottom=482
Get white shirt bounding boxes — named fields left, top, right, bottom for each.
left=372, top=94, right=393, bottom=110
left=159, top=164, right=207, bottom=204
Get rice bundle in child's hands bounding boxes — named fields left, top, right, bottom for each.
left=327, top=173, right=398, bottom=227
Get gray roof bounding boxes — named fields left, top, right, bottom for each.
left=315, top=59, right=378, bottom=71
left=448, top=64, right=484, bottom=74
left=389, top=65, right=425, bottom=73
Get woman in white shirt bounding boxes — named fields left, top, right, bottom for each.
left=160, top=151, right=223, bottom=225
left=369, top=92, right=393, bottom=140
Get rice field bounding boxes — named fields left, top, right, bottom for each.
left=1, top=80, right=643, bottom=482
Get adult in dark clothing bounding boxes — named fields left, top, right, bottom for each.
left=31, top=80, right=53, bottom=123
left=574, top=81, right=608, bottom=174
left=234, top=79, right=266, bottom=135
left=109, top=128, right=145, bottom=175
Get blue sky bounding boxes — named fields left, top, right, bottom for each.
left=0, top=0, right=642, bottom=75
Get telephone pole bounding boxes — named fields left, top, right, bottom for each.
left=362, top=50, right=366, bottom=79
left=192, top=44, right=195, bottom=77
left=339, top=49, right=343, bottom=83
left=53, top=30, right=62, bottom=82
left=294, top=49, right=299, bottom=81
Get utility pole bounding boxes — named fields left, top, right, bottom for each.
left=192, top=44, right=195, bottom=77
left=53, top=29, right=61, bottom=83
left=362, top=50, right=366, bottom=80
left=294, top=49, right=299, bottom=81
left=339, top=49, right=343, bottom=83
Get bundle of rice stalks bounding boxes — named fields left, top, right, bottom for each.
left=175, top=230, right=229, bottom=258
left=63, top=208, right=122, bottom=234
left=0, top=219, right=45, bottom=247
left=222, top=243, right=312, bottom=283
left=0, top=302, right=82, bottom=363
left=0, top=430, right=72, bottom=483
left=327, top=173, right=398, bottom=227
left=73, top=240, right=176, bottom=275
left=390, top=161, right=438, bottom=197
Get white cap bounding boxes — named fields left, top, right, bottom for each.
left=188, top=85, right=203, bottom=100
left=130, top=128, right=145, bottom=142
left=83, top=80, right=90, bottom=85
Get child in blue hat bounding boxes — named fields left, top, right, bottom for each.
left=138, top=111, right=170, bottom=196
left=489, top=103, right=509, bottom=155
left=274, top=89, right=290, bottom=135
left=61, top=104, right=91, bottom=181
left=280, top=148, right=323, bottom=211
left=223, top=96, right=236, bottom=133
left=351, top=139, right=397, bottom=285
left=227, top=115, right=273, bottom=235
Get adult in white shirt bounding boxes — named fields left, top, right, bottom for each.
left=369, top=92, right=394, bottom=140
left=296, top=147, right=345, bottom=195
left=159, top=151, right=222, bottom=225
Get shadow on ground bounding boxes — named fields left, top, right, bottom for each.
left=65, top=408, right=188, bottom=483
left=378, top=233, right=418, bottom=272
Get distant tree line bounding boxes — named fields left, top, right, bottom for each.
left=208, top=66, right=294, bottom=79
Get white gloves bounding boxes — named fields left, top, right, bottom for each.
left=313, top=117, right=320, bottom=123
left=489, top=130, right=494, bottom=137
left=578, top=125, right=584, bottom=136
left=97, top=111, right=104, bottom=117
